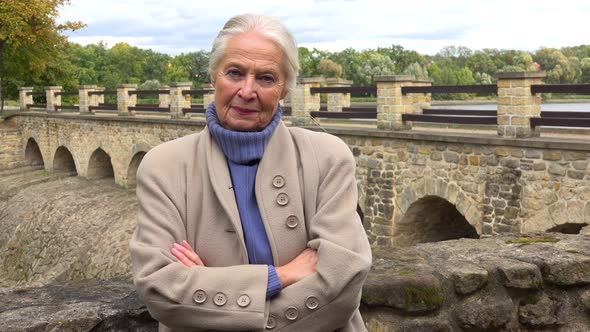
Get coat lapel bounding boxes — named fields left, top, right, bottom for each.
left=256, top=122, right=308, bottom=266
left=203, top=128, right=248, bottom=257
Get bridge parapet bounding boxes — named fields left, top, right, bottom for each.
left=497, top=71, right=545, bottom=138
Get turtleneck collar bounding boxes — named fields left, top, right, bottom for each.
left=206, top=102, right=282, bottom=165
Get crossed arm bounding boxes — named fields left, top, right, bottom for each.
left=171, top=240, right=318, bottom=289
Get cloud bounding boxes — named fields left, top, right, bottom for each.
left=60, top=0, right=590, bottom=55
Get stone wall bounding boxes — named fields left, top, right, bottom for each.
left=4, top=113, right=590, bottom=245
left=0, top=124, right=24, bottom=170
left=331, top=128, right=590, bottom=247
left=3, top=234, right=590, bottom=331
left=3, top=113, right=205, bottom=187
left=362, top=233, right=590, bottom=331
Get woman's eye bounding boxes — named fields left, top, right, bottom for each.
left=259, top=75, right=276, bottom=85
left=226, top=69, right=242, bottom=78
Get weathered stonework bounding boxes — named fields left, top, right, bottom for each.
left=325, top=78, right=352, bottom=112
left=45, top=86, right=62, bottom=112
left=375, top=75, right=415, bottom=130
left=290, top=77, right=323, bottom=126
left=497, top=71, right=545, bottom=138
left=2, top=112, right=590, bottom=245
left=362, top=234, right=590, bottom=331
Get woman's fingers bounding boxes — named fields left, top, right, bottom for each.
left=181, top=240, right=205, bottom=266
left=171, top=241, right=204, bottom=266
left=171, top=247, right=195, bottom=267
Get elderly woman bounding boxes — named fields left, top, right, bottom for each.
left=130, top=14, right=372, bottom=332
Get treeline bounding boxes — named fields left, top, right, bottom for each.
left=4, top=41, right=590, bottom=100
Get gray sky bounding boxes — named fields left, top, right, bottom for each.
left=59, top=0, right=590, bottom=56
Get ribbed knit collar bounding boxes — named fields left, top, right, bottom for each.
left=206, top=102, right=282, bottom=165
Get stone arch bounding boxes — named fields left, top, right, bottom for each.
left=393, top=195, right=479, bottom=246
left=53, top=146, right=78, bottom=175
left=126, top=151, right=147, bottom=187
left=87, top=148, right=114, bottom=179
left=24, top=138, right=44, bottom=167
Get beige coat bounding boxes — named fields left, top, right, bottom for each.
left=129, top=121, right=372, bottom=332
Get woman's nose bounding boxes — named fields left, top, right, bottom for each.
left=238, top=76, right=256, bottom=100
left=237, top=76, right=257, bottom=100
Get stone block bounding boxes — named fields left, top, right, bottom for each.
left=454, top=297, right=514, bottom=330
left=362, top=273, right=444, bottom=314
left=443, top=151, right=459, bottom=164
left=518, top=294, right=559, bottom=327
left=543, top=151, right=562, bottom=161
left=496, top=259, right=543, bottom=289
left=564, top=151, right=587, bottom=161
left=548, top=164, right=566, bottom=176
left=542, top=254, right=590, bottom=286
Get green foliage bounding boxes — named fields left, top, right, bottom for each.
left=0, top=0, right=84, bottom=108
left=403, top=62, right=429, bottom=79
left=319, top=59, right=342, bottom=78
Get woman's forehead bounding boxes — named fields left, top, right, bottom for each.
left=221, top=32, right=285, bottom=69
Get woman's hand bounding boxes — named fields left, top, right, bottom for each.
left=170, top=240, right=205, bottom=267
left=275, top=248, right=318, bottom=288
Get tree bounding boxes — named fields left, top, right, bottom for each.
left=319, top=59, right=342, bottom=78
left=0, top=0, right=83, bottom=111
left=403, top=62, right=429, bottom=79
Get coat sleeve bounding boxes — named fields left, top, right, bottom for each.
left=267, top=134, right=372, bottom=331
left=129, top=142, right=269, bottom=331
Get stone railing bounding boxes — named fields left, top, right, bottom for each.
left=15, top=72, right=590, bottom=139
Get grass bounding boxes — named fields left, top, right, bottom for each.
left=505, top=236, right=560, bottom=245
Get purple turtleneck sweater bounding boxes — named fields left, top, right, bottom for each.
left=206, top=103, right=282, bottom=298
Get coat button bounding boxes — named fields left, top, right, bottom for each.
left=193, top=289, right=207, bottom=304
left=266, top=314, right=277, bottom=329
left=286, top=215, right=298, bottom=229
left=237, top=294, right=251, bottom=307
left=272, top=175, right=285, bottom=188
left=305, top=296, right=319, bottom=310
left=285, top=306, right=298, bottom=320
left=276, top=193, right=289, bottom=206
left=213, top=292, right=227, bottom=306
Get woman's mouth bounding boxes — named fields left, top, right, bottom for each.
left=231, top=106, right=258, bottom=115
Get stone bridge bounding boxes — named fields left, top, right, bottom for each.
left=2, top=108, right=589, bottom=248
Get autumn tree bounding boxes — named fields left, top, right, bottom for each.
left=0, top=0, right=83, bottom=111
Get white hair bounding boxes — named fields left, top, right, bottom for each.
left=209, top=13, right=300, bottom=93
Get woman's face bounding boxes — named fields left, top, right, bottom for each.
left=213, top=31, right=288, bottom=132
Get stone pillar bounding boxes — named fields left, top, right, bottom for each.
left=117, top=84, right=137, bottom=116
left=326, top=78, right=352, bottom=112
left=201, top=83, right=215, bottom=108
left=411, top=79, right=433, bottom=112
left=159, top=85, right=170, bottom=108
left=496, top=71, right=545, bottom=138
left=96, top=87, right=105, bottom=105
left=375, top=75, right=415, bottom=130
left=45, top=86, right=62, bottom=112
left=78, top=85, right=97, bottom=114
left=169, top=82, right=192, bottom=119
left=19, top=87, right=33, bottom=111
left=290, top=77, right=324, bottom=126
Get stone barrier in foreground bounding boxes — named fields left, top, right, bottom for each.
left=362, top=233, right=590, bottom=331
left=2, top=233, right=590, bottom=331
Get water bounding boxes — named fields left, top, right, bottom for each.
left=434, top=103, right=590, bottom=112
left=0, top=167, right=136, bottom=287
